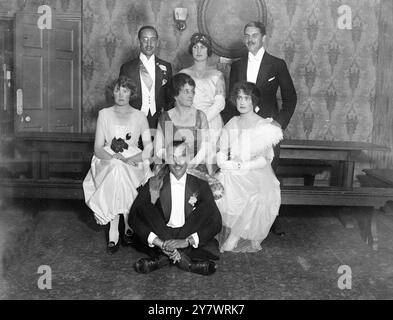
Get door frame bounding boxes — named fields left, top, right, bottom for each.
left=0, top=15, right=14, bottom=136
left=13, top=11, right=82, bottom=135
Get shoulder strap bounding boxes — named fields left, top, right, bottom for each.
left=159, top=111, right=170, bottom=129
left=195, top=109, right=202, bottom=128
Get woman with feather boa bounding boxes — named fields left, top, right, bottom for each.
left=215, top=82, right=283, bottom=253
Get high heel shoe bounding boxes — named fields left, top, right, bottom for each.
left=107, top=241, right=120, bottom=254
left=220, top=234, right=240, bottom=252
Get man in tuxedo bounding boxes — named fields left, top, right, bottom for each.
left=119, top=25, right=172, bottom=129
left=224, top=21, right=297, bottom=235
left=129, top=140, right=222, bottom=275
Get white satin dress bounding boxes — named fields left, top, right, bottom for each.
left=215, top=117, right=283, bottom=252
left=83, top=107, right=152, bottom=225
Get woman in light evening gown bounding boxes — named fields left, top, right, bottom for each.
left=83, top=76, right=153, bottom=254
left=215, top=82, right=283, bottom=253
left=179, top=32, right=226, bottom=175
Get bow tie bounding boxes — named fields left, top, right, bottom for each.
left=249, top=55, right=260, bottom=63
left=170, top=174, right=186, bottom=187
left=172, top=179, right=185, bottom=186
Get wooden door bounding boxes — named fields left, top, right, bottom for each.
left=0, top=18, right=14, bottom=135
left=14, top=13, right=81, bottom=133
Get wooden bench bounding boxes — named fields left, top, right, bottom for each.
left=362, top=169, right=393, bottom=187
left=1, top=134, right=391, bottom=251
left=1, top=179, right=391, bottom=250
left=276, top=159, right=331, bottom=186
left=360, top=169, right=393, bottom=215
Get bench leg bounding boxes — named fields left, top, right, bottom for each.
left=356, top=207, right=378, bottom=251
left=304, top=175, right=315, bottom=186
left=337, top=207, right=355, bottom=229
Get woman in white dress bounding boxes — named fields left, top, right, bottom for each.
left=215, top=82, right=283, bottom=253
left=83, top=76, right=153, bottom=254
left=179, top=33, right=226, bottom=175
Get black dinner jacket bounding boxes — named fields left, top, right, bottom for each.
left=129, top=173, right=222, bottom=246
left=119, top=56, right=172, bottom=129
left=224, top=51, right=297, bottom=130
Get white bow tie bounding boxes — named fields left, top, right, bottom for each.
left=172, top=180, right=185, bottom=187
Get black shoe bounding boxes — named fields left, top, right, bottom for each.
left=272, top=227, right=286, bottom=236
left=122, top=229, right=136, bottom=246
left=271, top=221, right=286, bottom=236
left=177, top=253, right=217, bottom=276
left=107, top=241, right=119, bottom=254
left=134, top=256, right=170, bottom=274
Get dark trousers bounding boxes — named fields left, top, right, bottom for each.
left=133, top=204, right=220, bottom=260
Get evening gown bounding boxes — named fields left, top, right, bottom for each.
left=179, top=68, right=225, bottom=163
left=215, top=116, right=283, bottom=252
left=155, top=109, right=224, bottom=199
left=158, top=109, right=206, bottom=170
left=83, top=107, right=151, bottom=225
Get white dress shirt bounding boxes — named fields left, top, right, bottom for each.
left=139, top=53, right=156, bottom=116
left=167, top=173, right=187, bottom=228
left=247, top=47, right=265, bottom=84
left=148, top=173, right=199, bottom=248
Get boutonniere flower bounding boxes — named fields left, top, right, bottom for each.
left=162, top=79, right=167, bottom=86
left=188, top=192, right=198, bottom=208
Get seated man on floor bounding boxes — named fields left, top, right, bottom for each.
left=129, top=140, right=222, bottom=276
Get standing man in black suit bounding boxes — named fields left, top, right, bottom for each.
left=224, top=21, right=297, bottom=235
left=119, top=26, right=172, bottom=130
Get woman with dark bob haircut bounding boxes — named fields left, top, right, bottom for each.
left=214, top=81, right=283, bottom=253
left=154, top=72, right=211, bottom=175
left=83, top=75, right=153, bottom=254
left=109, top=75, right=138, bottom=102
left=179, top=32, right=226, bottom=175
left=229, top=81, right=261, bottom=109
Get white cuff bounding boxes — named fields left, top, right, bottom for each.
left=147, top=232, right=158, bottom=247
left=216, top=151, right=228, bottom=168
left=190, top=233, right=199, bottom=248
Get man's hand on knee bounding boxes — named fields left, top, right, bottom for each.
left=164, top=239, right=189, bottom=251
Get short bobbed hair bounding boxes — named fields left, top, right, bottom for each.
left=167, top=73, right=196, bottom=106
left=230, top=81, right=261, bottom=108
left=109, top=75, right=138, bottom=101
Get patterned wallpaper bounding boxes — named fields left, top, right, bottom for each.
left=82, top=0, right=379, bottom=141
left=0, top=0, right=390, bottom=168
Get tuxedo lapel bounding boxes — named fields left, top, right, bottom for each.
left=184, top=175, right=193, bottom=218
left=256, top=52, right=272, bottom=88
left=184, top=174, right=200, bottom=219
left=133, top=59, right=142, bottom=110
left=159, top=174, right=171, bottom=223
left=155, top=62, right=162, bottom=97
left=239, top=56, right=248, bottom=82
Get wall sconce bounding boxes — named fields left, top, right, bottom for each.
left=174, top=8, right=188, bottom=31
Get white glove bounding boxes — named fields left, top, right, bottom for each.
left=220, top=160, right=240, bottom=170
